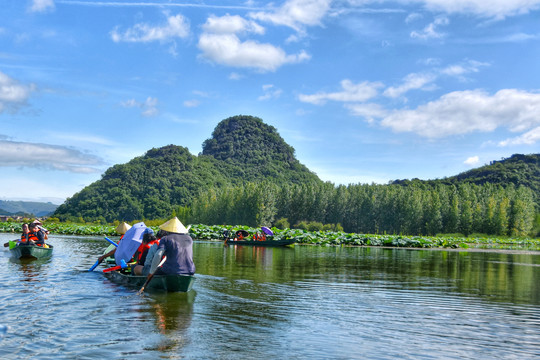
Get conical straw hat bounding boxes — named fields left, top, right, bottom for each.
left=115, top=222, right=132, bottom=235
left=159, top=217, right=188, bottom=234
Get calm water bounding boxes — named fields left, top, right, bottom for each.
left=1, top=233, right=539, bottom=360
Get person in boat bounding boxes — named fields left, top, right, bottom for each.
left=97, top=222, right=144, bottom=266
left=131, top=228, right=159, bottom=275
left=116, top=222, right=131, bottom=240
left=132, top=230, right=165, bottom=276
left=149, top=217, right=195, bottom=276
left=22, top=222, right=45, bottom=246
left=20, top=223, right=29, bottom=244
left=32, top=219, right=49, bottom=240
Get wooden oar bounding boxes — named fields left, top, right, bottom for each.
left=137, top=256, right=167, bottom=295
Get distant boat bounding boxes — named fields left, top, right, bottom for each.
left=10, top=244, right=53, bottom=259
left=225, top=238, right=296, bottom=247
left=223, top=229, right=295, bottom=247
left=103, top=270, right=195, bottom=292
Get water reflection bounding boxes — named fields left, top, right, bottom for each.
left=2, top=234, right=539, bottom=359
left=143, top=291, right=196, bottom=355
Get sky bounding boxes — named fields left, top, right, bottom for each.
left=1, top=0, right=539, bottom=205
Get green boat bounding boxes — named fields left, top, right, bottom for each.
left=224, top=238, right=295, bottom=247
left=10, top=244, right=53, bottom=259
left=103, top=270, right=195, bottom=292
left=223, top=229, right=295, bottom=247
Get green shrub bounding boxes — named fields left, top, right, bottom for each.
left=274, top=218, right=290, bottom=230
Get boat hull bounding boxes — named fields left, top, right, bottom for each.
left=10, top=244, right=53, bottom=259
left=225, top=238, right=295, bottom=247
left=104, top=270, right=195, bottom=292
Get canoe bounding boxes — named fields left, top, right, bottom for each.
left=103, top=270, right=195, bottom=292
left=224, top=238, right=295, bottom=247
left=10, top=244, right=53, bottom=259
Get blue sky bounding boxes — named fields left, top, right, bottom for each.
left=1, top=0, right=539, bottom=204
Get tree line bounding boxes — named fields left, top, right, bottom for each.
left=184, top=181, right=537, bottom=237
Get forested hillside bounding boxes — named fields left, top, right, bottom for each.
left=0, top=200, right=58, bottom=217
left=53, top=114, right=539, bottom=236
left=53, top=115, right=321, bottom=222
left=447, top=154, right=540, bottom=200
left=392, top=154, right=540, bottom=207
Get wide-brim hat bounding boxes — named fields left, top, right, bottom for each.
left=159, top=217, right=188, bottom=234
left=115, top=222, right=132, bottom=235
left=32, top=219, right=42, bottom=225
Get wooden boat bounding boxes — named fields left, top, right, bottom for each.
left=223, top=229, right=295, bottom=247
left=224, top=238, right=295, bottom=247
left=10, top=244, right=53, bottom=259
left=103, top=270, right=195, bottom=292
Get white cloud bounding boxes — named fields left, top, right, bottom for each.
left=0, top=72, right=36, bottom=114
left=258, top=84, right=282, bottom=100
left=121, top=97, right=159, bottom=117
left=29, top=0, right=55, bottom=13
left=419, top=0, right=540, bottom=19
left=229, top=72, right=243, bottom=80
left=345, top=103, right=388, bottom=123
left=198, top=33, right=309, bottom=72
left=383, top=60, right=488, bottom=99
left=202, top=14, right=265, bottom=35
left=410, top=16, right=449, bottom=40
left=0, top=139, right=104, bottom=173
left=499, top=126, right=540, bottom=146
left=405, top=13, right=423, bottom=23
left=298, top=79, right=384, bottom=105
left=111, top=14, right=189, bottom=43
left=249, top=0, right=332, bottom=32
left=441, top=60, right=489, bottom=77
left=51, top=133, right=114, bottom=146
left=183, top=99, right=200, bottom=108
left=379, top=89, right=540, bottom=138
left=464, top=156, right=480, bottom=166
left=383, top=73, right=437, bottom=98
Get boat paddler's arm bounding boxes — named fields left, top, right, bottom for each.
left=149, top=248, right=165, bottom=274
left=98, top=248, right=116, bottom=263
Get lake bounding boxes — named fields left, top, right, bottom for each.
left=1, top=233, right=539, bottom=359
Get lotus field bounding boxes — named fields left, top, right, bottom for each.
left=1, top=221, right=538, bottom=251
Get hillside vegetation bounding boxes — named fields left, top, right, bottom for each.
left=52, top=115, right=539, bottom=237
left=53, top=115, right=320, bottom=223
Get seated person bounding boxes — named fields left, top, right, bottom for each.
left=132, top=230, right=160, bottom=275
left=25, top=223, right=45, bottom=246
left=149, top=217, right=195, bottom=276
left=20, top=223, right=29, bottom=243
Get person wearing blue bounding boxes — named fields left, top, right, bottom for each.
left=149, top=217, right=195, bottom=276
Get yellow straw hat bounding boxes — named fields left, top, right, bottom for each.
left=159, top=217, right=188, bottom=234
left=115, top=222, right=132, bottom=235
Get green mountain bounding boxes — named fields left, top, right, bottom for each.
left=446, top=154, right=540, bottom=198
left=0, top=200, right=58, bottom=217
left=53, top=114, right=539, bottom=225
left=391, top=153, right=540, bottom=206
left=54, top=115, right=321, bottom=222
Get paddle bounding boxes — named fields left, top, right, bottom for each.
left=88, top=260, right=100, bottom=272
left=104, top=237, right=118, bottom=247
left=137, top=256, right=167, bottom=295
left=3, top=240, right=19, bottom=248
left=102, top=259, right=128, bottom=273
left=88, top=237, right=120, bottom=271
